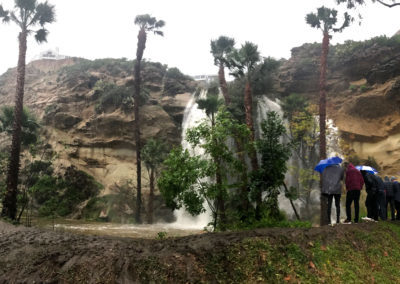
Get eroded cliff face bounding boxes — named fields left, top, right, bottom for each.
left=0, top=58, right=193, bottom=216
left=278, top=37, right=400, bottom=175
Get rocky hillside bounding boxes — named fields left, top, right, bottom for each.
left=0, top=58, right=195, bottom=220
left=278, top=35, right=400, bottom=175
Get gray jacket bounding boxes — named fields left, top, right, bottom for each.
left=321, top=164, right=344, bottom=195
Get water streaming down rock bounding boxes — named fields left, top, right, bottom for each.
left=255, top=95, right=343, bottom=221
left=171, top=90, right=212, bottom=229
left=174, top=92, right=343, bottom=225
left=255, top=95, right=304, bottom=219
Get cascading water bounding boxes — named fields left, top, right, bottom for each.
left=170, top=90, right=212, bottom=229
left=255, top=95, right=304, bottom=219
left=174, top=92, right=343, bottom=225
left=255, top=95, right=343, bottom=221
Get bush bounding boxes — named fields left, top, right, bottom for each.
left=93, top=80, right=133, bottom=113
left=31, top=166, right=103, bottom=217
left=163, top=67, right=195, bottom=96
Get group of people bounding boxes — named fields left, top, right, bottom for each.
left=321, top=162, right=400, bottom=225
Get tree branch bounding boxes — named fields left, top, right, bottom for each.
left=376, top=0, right=400, bottom=7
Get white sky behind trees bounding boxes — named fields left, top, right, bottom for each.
left=0, top=0, right=399, bottom=76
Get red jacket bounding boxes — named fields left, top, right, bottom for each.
left=345, top=163, right=364, bottom=191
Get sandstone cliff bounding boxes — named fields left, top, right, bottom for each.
left=278, top=35, right=400, bottom=175
left=0, top=58, right=195, bottom=220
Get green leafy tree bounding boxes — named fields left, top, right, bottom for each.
left=196, top=91, right=227, bottom=228
left=229, top=42, right=263, bottom=218
left=306, top=6, right=351, bottom=226
left=252, top=111, right=292, bottom=220
left=283, top=97, right=320, bottom=220
left=0, top=0, right=55, bottom=220
left=210, top=36, right=235, bottom=105
left=142, top=139, right=167, bottom=224
left=0, top=106, right=40, bottom=147
left=158, top=148, right=208, bottom=216
left=133, top=14, right=165, bottom=224
left=159, top=109, right=249, bottom=230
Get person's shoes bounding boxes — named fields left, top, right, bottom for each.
left=343, top=219, right=352, bottom=224
left=354, top=219, right=359, bottom=224
left=362, top=217, right=373, bottom=222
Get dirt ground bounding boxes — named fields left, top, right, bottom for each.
left=0, top=220, right=392, bottom=283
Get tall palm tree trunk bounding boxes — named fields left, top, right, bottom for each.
left=1, top=30, right=27, bottom=220
left=217, top=69, right=249, bottom=221
left=244, top=80, right=262, bottom=219
left=319, top=31, right=329, bottom=226
left=147, top=168, right=154, bottom=224
left=218, top=63, right=230, bottom=105
left=134, top=28, right=147, bottom=224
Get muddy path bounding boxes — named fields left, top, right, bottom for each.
left=0, top=220, right=394, bottom=283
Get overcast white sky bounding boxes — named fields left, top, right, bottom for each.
left=0, top=0, right=399, bottom=76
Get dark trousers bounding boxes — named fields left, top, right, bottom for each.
left=386, top=196, right=396, bottom=220
left=378, top=191, right=386, bottom=220
left=346, top=190, right=360, bottom=223
left=366, top=192, right=379, bottom=221
left=324, top=193, right=341, bottom=224
left=395, top=200, right=400, bottom=220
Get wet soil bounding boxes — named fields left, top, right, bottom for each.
left=0, top=220, right=391, bottom=283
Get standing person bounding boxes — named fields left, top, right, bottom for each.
left=384, top=176, right=395, bottom=221
left=361, top=170, right=379, bottom=221
left=322, top=164, right=344, bottom=225
left=375, top=175, right=386, bottom=220
left=344, top=163, right=364, bottom=224
left=392, top=177, right=400, bottom=220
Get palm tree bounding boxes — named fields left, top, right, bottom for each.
left=142, top=139, right=167, bottom=224
left=210, top=36, right=235, bottom=105
left=133, top=14, right=165, bottom=224
left=306, top=6, right=351, bottom=226
left=229, top=42, right=262, bottom=218
left=0, top=0, right=55, bottom=220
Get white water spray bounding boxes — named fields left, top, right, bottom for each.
left=170, top=90, right=212, bottom=229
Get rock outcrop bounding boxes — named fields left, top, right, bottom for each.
left=0, top=58, right=195, bottom=221
left=278, top=35, right=400, bottom=175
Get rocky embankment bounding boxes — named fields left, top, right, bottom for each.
left=1, top=220, right=400, bottom=283
left=278, top=36, right=400, bottom=174
left=0, top=58, right=195, bottom=220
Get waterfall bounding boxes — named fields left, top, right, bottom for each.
left=255, top=95, right=342, bottom=221
left=173, top=92, right=343, bottom=225
left=170, top=90, right=212, bottom=229
left=255, top=95, right=304, bottom=219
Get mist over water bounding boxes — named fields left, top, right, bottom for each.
left=173, top=90, right=212, bottom=229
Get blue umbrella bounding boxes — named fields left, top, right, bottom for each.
left=356, top=165, right=378, bottom=174
left=314, top=156, right=343, bottom=173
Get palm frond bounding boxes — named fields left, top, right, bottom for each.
left=15, top=0, right=37, bottom=12
left=210, top=35, right=235, bottom=66
left=34, top=1, right=55, bottom=26
left=10, top=11, right=21, bottom=25
left=305, top=13, right=321, bottom=29
left=0, top=5, right=10, bottom=23
left=34, top=27, right=48, bottom=43
left=155, top=19, right=165, bottom=29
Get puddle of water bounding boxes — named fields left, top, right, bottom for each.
left=35, top=219, right=205, bottom=239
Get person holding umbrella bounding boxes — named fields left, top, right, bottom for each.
left=360, top=167, right=380, bottom=221
left=315, top=157, right=344, bottom=225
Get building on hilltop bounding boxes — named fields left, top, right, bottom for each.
left=192, top=74, right=218, bottom=84
left=32, top=48, right=68, bottom=60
